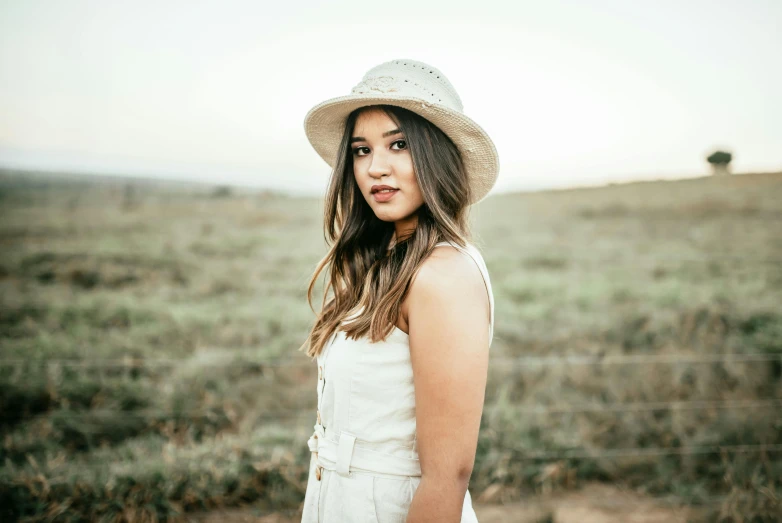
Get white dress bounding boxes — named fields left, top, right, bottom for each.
left=301, top=241, right=495, bottom=522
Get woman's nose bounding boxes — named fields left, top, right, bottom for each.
left=367, top=151, right=390, bottom=178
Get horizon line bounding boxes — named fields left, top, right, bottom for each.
left=1, top=164, right=781, bottom=199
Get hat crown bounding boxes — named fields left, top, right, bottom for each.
left=350, top=59, right=464, bottom=113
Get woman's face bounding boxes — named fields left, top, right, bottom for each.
left=351, top=108, right=424, bottom=232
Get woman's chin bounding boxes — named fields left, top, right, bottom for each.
left=368, top=200, right=423, bottom=224
left=368, top=202, right=402, bottom=222
left=372, top=210, right=401, bottom=222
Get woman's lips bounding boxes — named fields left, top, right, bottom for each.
left=372, top=189, right=399, bottom=202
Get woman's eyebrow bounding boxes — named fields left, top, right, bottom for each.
left=350, top=128, right=403, bottom=143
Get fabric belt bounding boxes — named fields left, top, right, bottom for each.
left=307, top=423, right=421, bottom=478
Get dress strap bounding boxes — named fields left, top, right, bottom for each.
left=433, top=241, right=495, bottom=346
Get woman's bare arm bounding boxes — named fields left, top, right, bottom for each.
left=404, top=247, right=491, bottom=523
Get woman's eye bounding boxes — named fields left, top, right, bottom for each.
left=352, top=146, right=369, bottom=156
left=392, top=140, right=407, bottom=150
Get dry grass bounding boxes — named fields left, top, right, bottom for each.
left=1, top=169, right=781, bottom=522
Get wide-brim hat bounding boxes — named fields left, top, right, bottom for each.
left=303, top=59, right=500, bottom=205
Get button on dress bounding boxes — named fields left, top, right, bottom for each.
left=301, top=241, right=495, bottom=523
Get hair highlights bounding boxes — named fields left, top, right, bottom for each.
left=299, top=105, right=473, bottom=358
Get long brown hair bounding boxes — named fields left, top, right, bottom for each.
left=299, top=104, right=473, bottom=358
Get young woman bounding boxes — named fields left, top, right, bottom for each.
left=299, top=59, right=499, bottom=523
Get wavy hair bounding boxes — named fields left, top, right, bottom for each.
left=299, top=104, right=474, bottom=358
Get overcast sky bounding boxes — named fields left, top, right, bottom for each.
left=1, top=0, right=780, bottom=195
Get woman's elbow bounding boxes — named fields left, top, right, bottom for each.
left=421, top=464, right=473, bottom=489
left=457, top=464, right=474, bottom=486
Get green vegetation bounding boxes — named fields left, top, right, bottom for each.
left=1, top=169, right=781, bottom=522
left=707, top=150, right=733, bottom=176
left=707, top=150, right=733, bottom=166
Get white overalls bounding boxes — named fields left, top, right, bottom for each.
left=301, top=241, right=495, bottom=522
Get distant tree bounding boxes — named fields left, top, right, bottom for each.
left=707, top=150, right=733, bottom=176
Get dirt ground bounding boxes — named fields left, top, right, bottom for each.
left=186, top=482, right=710, bottom=522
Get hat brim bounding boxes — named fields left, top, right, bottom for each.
left=303, top=94, right=499, bottom=205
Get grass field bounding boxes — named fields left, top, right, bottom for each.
left=1, top=169, right=781, bottom=522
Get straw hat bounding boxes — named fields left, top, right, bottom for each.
left=303, top=59, right=500, bottom=205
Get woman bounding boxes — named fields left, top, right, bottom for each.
left=299, top=59, right=499, bottom=523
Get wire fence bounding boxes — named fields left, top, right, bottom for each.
left=5, top=409, right=781, bottom=462
left=483, top=398, right=782, bottom=415
left=498, top=443, right=782, bottom=460
left=3, top=298, right=780, bottom=506
left=2, top=351, right=781, bottom=370
left=7, top=398, right=782, bottom=422
left=3, top=409, right=316, bottom=422
left=488, top=352, right=782, bottom=367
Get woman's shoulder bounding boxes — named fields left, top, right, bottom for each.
left=402, top=241, right=492, bottom=339
left=411, top=241, right=487, bottom=297
left=432, top=241, right=489, bottom=271
left=433, top=239, right=485, bottom=254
